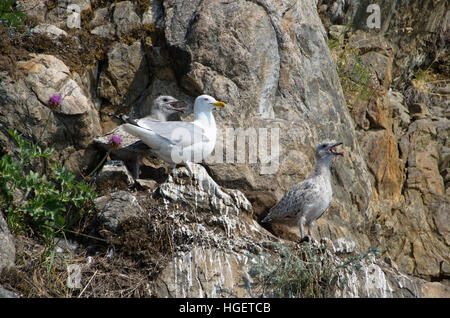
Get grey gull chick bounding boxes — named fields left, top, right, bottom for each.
left=262, top=142, right=344, bottom=241
left=122, top=95, right=226, bottom=165
left=148, top=95, right=186, bottom=121
left=94, top=95, right=186, bottom=178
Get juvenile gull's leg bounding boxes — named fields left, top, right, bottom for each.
left=308, top=220, right=315, bottom=238
left=298, top=216, right=306, bottom=240
left=308, top=220, right=318, bottom=244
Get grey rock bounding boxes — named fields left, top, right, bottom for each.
left=142, top=1, right=164, bottom=28
left=31, top=24, right=68, bottom=39
left=0, top=55, right=101, bottom=176
left=164, top=0, right=280, bottom=119
left=0, top=212, right=15, bottom=271
left=91, top=24, right=115, bottom=39
left=90, top=7, right=115, bottom=39
left=390, top=91, right=410, bottom=139
left=41, top=0, right=91, bottom=29
left=0, top=285, right=19, bottom=298
left=159, top=162, right=252, bottom=216
left=98, top=41, right=149, bottom=108
left=66, top=3, right=82, bottom=29
left=95, top=191, right=143, bottom=232
left=135, top=179, right=159, bottom=191
left=95, top=160, right=135, bottom=190
left=113, top=1, right=141, bottom=37
left=17, top=0, right=47, bottom=23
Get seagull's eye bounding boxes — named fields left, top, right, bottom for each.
left=204, top=98, right=209, bottom=101
left=163, top=98, right=168, bottom=102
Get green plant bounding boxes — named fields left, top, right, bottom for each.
left=249, top=242, right=337, bottom=298
left=336, top=52, right=375, bottom=101
left=249, top=243, right=380, bottom=298
left=0, top=0, right=26, bottom=28
left=328, top=24, right=376, bottom=102
left=0, top=129, right=97, bottom=258
left=327, top=23, right=353, bottom=50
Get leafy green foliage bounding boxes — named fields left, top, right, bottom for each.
left=0, top=129, right=97, bottom=246
left=249, top=242, right=336, bottom=298
left=328, top=24, right=376, bottom=102
left=337, top=54, right=374, bottom=101
left=249, top=242, right=380, bottom=298
left=0, top=0, right=26, bottom=28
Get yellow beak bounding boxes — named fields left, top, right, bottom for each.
left=212, top=101, right=226, bottom=108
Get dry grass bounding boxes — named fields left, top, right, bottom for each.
left=0, top=222, right=157, bottom=297
left=0, top=188, right=224, bottom=297
left=412, top=69, right=449, bottom=96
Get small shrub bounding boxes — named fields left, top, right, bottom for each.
left=249, top=242, right=336, bottom=298
left=0, top=129, right=97, bottom=252
left=0, top=0, right=26, bottom=28
left=249, top=242, right=380, bottom=298
left=328, top=25, right=377, bottom=102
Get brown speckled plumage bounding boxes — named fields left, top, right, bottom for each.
left=262, top=142, right=343, bottom=240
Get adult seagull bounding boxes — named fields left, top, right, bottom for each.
left=122, top=95, right=226, bottom=165
left=94, top=95, right=186, bottom=178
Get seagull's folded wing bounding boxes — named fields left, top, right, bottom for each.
left=124, top=120, right=210, bottom=149
left=268, top=180, right=319, bottom=219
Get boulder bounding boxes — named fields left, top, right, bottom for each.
left=95, top=191, right=144, bottom=232
left=41, top=0, right=91, bottom=29
left=0, top=54, right=101, bottom=176
left=98, top=41, right=150, bottom=109
left=142, top=1, right=164, bottom=28
left=30, top=24, right=68, bottom=39
left=0, top=211, right=15, bottom=271
left=90, top=7, right=115, bottom=39
left=95, top=160, right=135, bottom=194
left=159, top=163, right=252, bottom=217
left=0, top=285, right=19, bottom=298
left=113, top=1, right=141, bottom=37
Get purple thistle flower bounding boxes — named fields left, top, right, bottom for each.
left=48, top=94, right=62, bottom=109
left=108, top=135, right=122, bottom=149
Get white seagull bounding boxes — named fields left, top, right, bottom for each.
left=94, top=95, right=186, bottom=178
left=122, top=94, right=226, bottom=165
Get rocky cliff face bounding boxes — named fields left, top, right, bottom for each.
left=319, top=0, right=449, bottom=282
left=0, top=0, right=448, bottom=297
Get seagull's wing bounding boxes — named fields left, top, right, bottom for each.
left=134, top=117, right=160, bottom=128
left=266, top=179, right=319, bottom=220
left=123, top=121, right=209, bottom=150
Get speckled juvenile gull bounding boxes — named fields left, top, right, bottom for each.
left=122, top=95, right=226, bottom=165
left=262, top=142, right=344, bottom=240
left=94, top=95, right=185, bottom=178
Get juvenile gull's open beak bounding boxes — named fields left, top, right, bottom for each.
left=167, top=100, right=186, bottom=112
left=329, top=142, right=344, bottom=156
